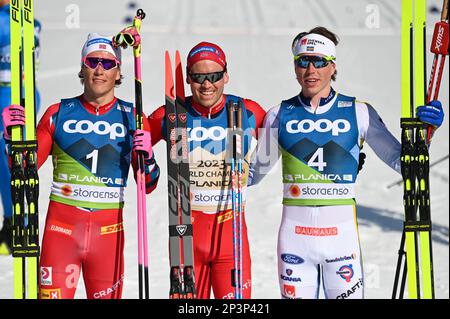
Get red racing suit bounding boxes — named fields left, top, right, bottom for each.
left=35, top=96, right=159, bottom=299
left=149, top=94, right=265, bottom=299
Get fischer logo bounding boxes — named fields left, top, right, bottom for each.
left=63, top=119, right=126, bottom=140
left=40, top=267, right=53, bottom=286
left=286, top=119, right=350, bottom=136
left=188, top=126, right=227, bottom=142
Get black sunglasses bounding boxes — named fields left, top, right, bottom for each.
left=188, top=71, right=225, bottom=84
left=294, top=55, right=333, bottom=69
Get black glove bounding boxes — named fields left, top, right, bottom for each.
left=358, top=152, right=366, bottom=174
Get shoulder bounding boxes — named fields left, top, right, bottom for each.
left=148, top=105, right=165, bottom=122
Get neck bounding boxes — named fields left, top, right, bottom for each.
left=82, top=90, right=115, bottom=107
left=303, top=85, right=332, bottom=110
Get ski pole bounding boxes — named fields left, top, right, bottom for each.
left=113, top=8, right=149, bottom=299
left=426, top=0, right=448, bottom=142
left=236, top=101, right=244, bottom=299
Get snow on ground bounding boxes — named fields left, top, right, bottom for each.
left=0, top=0, right=448, bottom=299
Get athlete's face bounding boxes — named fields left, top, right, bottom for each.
left=81, top=51, right=121, bottom=101
left=187, top=60, right=229, bottom=109
left=295, top=53, right=335, bottom=99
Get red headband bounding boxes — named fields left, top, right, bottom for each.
left=186, top=42, right=227, bottom=70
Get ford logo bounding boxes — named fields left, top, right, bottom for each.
left=281, top=254, right=304, bottom=265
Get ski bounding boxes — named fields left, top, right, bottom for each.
left=10, top=0, right=39, bottom=299
left=165, top=50, right=196, bottom=299
left=394, top=0, right=436, bottom=299
left=227, top=100, right=244, bottom=299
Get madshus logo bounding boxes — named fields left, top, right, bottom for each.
left=281, top=253, right=304, bottom=265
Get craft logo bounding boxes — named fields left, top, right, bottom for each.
left=40, top=288, right=61, bottom=299
left=40, top=267, right=52, bottom=286
left=101, top=223, right=124, bottom=235
left=337, top=264, right=354, bottom=282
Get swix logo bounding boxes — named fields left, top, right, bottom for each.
left=176, top=225, right=187, bottom=236
left=63, top=119, right=126, bottom=140
left=286, top=119, right=350, bottom=136
left=434, top=24, right=447, bottom=52
left=188, top=126, right=227, bottom=142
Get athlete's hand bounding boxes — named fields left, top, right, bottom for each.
left=357, top=152, right=366, bottom=174
left=417, top=100, right=444, bottom=128
left=113, top=26, right=141, bottom=49
left=133, top=129, right=153, bottom=159
left=2, top=104, right=25, bottom=140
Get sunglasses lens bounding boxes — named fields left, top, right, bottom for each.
left=85, top=57, right=118, bottom=70
left=296, top=56, right=329, bottom=69
left=190, top=71, right=224, bottom=84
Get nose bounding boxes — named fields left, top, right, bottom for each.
left=93, top=63, right=105, bottom=74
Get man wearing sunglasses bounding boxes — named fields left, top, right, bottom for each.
left=2, top=33, right=160, bottom=299
left=249, top=27, right=444, bottom=299
left=0, top=0, right=42, bottom=255
left=148, top=42, right=266, bottom=299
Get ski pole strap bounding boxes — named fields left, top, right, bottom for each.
left=169, top=224, right=193, bottom=237
left=404, top=221, right=432, bottom=232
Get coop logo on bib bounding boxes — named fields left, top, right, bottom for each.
left=63, top=119, right=126, bottom=140
left=286, top=119, right=350, bottom=136
left=188, top=126, right=227, bottom=142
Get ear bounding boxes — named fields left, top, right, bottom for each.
left=223, top=71, right=229, bottom=84
left=116, top=69, right=121, bottom=81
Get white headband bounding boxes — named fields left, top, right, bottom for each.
left=81, top=33, right=122, bottom=63
left=292, top=33, right=336, bottom=63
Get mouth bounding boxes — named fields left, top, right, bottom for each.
left=304, top=78, right=319, bottom=84
left=199, top=90, right=215, bottom=97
